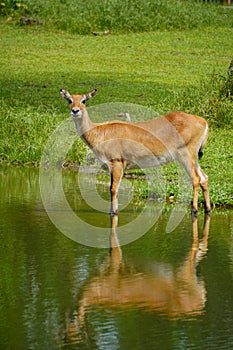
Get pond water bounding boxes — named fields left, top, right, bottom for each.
left=0, top=166, right=233, bottom=350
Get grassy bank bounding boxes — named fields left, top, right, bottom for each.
left=0, top=2, right=233, bottom=207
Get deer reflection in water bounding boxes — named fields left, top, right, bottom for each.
left=65, top=215, right=210, bottom=342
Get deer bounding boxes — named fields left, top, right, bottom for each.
left=60, top=88, right=211, bottom=216
left=62, top=214, right=210, bottom=342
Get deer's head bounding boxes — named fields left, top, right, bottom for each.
left=60, top=89, right=97, bottom=118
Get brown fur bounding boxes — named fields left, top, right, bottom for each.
left=60, top=89, right=211, bottom=215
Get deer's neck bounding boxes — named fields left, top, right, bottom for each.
left=73, top=109, right=95, bottom=145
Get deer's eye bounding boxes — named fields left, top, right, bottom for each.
left=81, top=99, right=86, bottom=105
left=68, top=99, right=73, bottom=104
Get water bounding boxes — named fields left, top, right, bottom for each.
left=0, top=166, right=233, bottom=350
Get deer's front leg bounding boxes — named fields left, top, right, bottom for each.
left=109, top=160, right=124, bottom=216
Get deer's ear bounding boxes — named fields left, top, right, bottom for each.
left=85, top=89, right=97, bottom=101
left=60, top=89, right=73, bottom=104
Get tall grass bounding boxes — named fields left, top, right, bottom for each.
left=171, top=72, right=233, bottom=128
left=1, top=0, right=233, bottom=34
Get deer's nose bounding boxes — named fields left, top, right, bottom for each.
left=71, top=107, right=80, bottom=115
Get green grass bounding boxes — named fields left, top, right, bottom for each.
left=1, top=0, right=233, bottom=34
left=0, top=1, right=233, bottom=207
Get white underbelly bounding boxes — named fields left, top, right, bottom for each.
left=95, top=151, right=173, bottom=170
left=125, top=153, right=173, bottom=170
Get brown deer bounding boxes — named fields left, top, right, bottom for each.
left=60, top=89, right=211, bottom=216
left=64, top=214, right=210, bottom=341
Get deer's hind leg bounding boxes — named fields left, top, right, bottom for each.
left=179, top=155, right=202, bottom=216
left=191, top=164, right=201, bottom=216
left=181, top=155, right=211, bottom=216
left=196, top=163, right=211, bottom=214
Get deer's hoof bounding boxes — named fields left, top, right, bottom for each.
left=205, top=208, right=211, bottom=215
left=191, top=207, right=198, bottom=217
left=110, top=210, right=118, bottom=216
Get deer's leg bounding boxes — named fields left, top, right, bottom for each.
left=191, top=168, right=200, bottom=217
left=190, top=160, right=211, bottom=216
left=180, top=156, right=200, bottom=216
left=109, top=160, right=124, bottom=216
left=198, top=167, right=211, bottom=214
left=180, top=151, right=211, bottom=216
